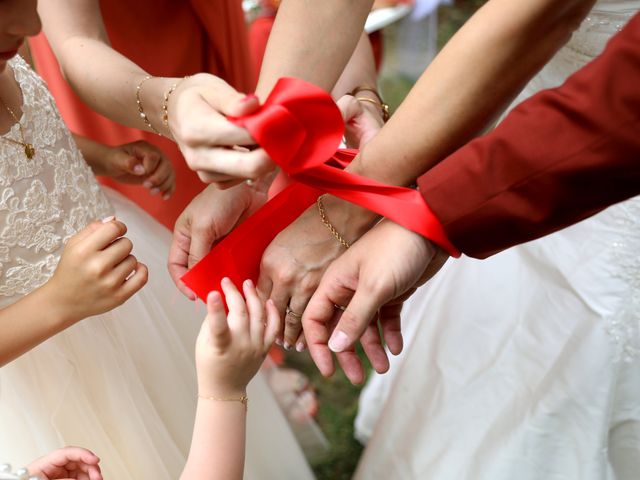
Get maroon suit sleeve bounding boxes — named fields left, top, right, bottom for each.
left=418, top=13, right=640, bottom=259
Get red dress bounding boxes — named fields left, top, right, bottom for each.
left=30, top=0, right=254, bottom=230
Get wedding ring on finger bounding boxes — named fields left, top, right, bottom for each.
left=285, top=305, right=303, bottom=320
left=334, top=304, right=347, bottom=312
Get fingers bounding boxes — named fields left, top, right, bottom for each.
left=187, top=222, right=216, bottom=269
left=221, top=277, right=249, bottom=331
left=379, top=303, right=404, bottom=355
left=335, top=348, right=365, bottom=385
left=302, top=292, right=341, bottom=378
left=186, top=147, right=274, bottom=183
left=264, top=299, right=280, bottom=352
left=83, top=219, right=127, bottom=251
left=328, top=286, right=382, bottom=354
left=359, top=320, right=390, bottom=374
left=119, top=262, right=148, bottom=298
left=268, top=283, right=290, bottom=342
left=108, top=255, right=138, bottom=284
left=336, top=94, right=363, bottom=123
left=243, top=279, right=265, bottom=343
left=143, top=156, right=176, bottom=199
left=206, top=290, right=231, bottom=348
left=100, top=236, right=133, bottom=268
left=168, top=216, right=196, bottom=300
left=283, top=293, right=308, bottom=350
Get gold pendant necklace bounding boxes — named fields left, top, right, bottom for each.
left=0, top=96, right=35, bottom=160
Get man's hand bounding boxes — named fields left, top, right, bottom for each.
left=302, top=219, right=449, bottom=384
left=168, top=181, right=269, bottom=299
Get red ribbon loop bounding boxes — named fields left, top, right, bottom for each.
left=182, top=78, right=457, bottom=301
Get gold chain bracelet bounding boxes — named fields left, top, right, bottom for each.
left=162, top=76, right=190, bottom=128
left=136, top=75, right=161, bottom=135
left=350, top=85, right=390, bottom=122
left=198, top=393, right=248, bottom=411
left=317, top=195, right=351, bottom=249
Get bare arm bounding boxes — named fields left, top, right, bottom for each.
left=256, top=0, right=375, bottom=97
left=350, top=0, right=597, bottom=185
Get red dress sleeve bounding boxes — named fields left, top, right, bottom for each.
left=419, top=13, right=640, bottom=259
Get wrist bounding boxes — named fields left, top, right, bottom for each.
left=319, top=194, right=379, bottom=243
left=37, top=282, right=81, bottom=328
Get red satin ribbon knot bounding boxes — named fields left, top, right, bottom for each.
left=182, top=77, right=459, bottom=301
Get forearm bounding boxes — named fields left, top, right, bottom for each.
left=332, top=33, right=378, bottom=98
left=350, top=0, right=596, bottom=185
left=421, top=14, right=640, bottom=258
left=38, top=0, right=177, bottom=135
left=180, top=400, right=246, bottom=480
left=256, top=0, right=374, bottom=98
left=0, top=284, right=73, bottom=367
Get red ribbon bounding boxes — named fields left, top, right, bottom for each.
left=182, top=78, right=458, bottom=301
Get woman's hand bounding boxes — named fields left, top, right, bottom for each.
left=167, top=74, right=276, bottom=188
left=337, top=94, right=384, bottom=149
left=257, top=195, right=378, bottom=350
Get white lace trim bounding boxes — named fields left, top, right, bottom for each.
left=0, top=56, right=112, bottom=301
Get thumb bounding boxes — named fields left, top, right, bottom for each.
left=224, top=93, right=261, bottom=118
left=328, top=287, right=383, bottom=353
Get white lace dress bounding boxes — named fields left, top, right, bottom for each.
left=0, top=57, right=314, bottom=480
left=355, top=2, right=640, bottom=479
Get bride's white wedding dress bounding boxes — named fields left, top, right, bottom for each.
left=0, top=56, right=314, bottom=480
left=354, top=2, right=640, bottom=479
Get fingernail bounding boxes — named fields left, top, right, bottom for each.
left=150, top=188, right=160, bottom=196
left=275, top=338, right=283, bottom=347
left=133, top=164, right=145, bottom=175
left=143, top=180, right=153, bottom=189
left=283, top=341, right=292, bottom=351
left=296, top=342, right=305, bottom=352
left=241, top=93, right=258, bottom=103
left=244, top=279, right=254, bottom=289
left=328, top=330, right=350, bottom=353
left=101, top=215, right=115, bottom=223
left=163, top=193, right=171, bottom=201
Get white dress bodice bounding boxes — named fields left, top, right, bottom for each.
left=0, top=56, right=112, bottom=304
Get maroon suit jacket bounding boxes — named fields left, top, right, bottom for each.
left=419, top=12, right=640, bottom=259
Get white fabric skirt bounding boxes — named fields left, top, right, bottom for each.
left=0, top=188, right=314, bottom=480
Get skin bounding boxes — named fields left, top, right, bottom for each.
left=0, top=2, right=147, bottom=367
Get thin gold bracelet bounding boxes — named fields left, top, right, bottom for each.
left=198, top=393, right=248, bottom=411
left=136, top=75, right=161, bottom=135
left=350, top=85, right=390, bottom=122
left=317, top=195, right=351, bottom=249
left=162, top=76, right=191, bottom=128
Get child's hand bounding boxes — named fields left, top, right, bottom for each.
left=196, top=278, right=280, bottom=397
left=27, top=446, right=102, bottom=480
left=337, top=94, right=385, bottom=149
left=45, top=218, right=148, bottom=324
left=102, top=140, right=176, bottom=200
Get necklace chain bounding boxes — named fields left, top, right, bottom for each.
left=0, top=95, right=35, bottom=160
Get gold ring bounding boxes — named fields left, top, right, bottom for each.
left=285, top=306, right=303, bottom=320
left=334, top=304, right=347, bottom=311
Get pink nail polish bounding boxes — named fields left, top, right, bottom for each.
left=101, top=216, right=115, bottom=223
left=328, top=330, right=350, bottom=353
left=150, top=188, right=160, bottom=196
left=241, top=93, right=258, bottom=103
left=143, top=180, right=153, bottom=189
left=296, top=342, right=305, bottom=352
left=133, top=164, right=145, bottom=175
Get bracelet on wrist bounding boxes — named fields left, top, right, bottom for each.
left=350, top=85, right=390, bottom=122
left=198, top=393, right=248, bottom=411
left=136, top=75, right=162, bottom=135
left=316, top=195, right=351, bottom=249
left=162, top=76, right=191, bottom=128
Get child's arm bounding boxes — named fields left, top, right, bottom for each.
left=0, top=218, right=148, bottom=367
left=181, top=279, right=279, bottom=480
left=27, top=446, right=102, bottom=480
left=74, top=135, right=176, bottom=200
